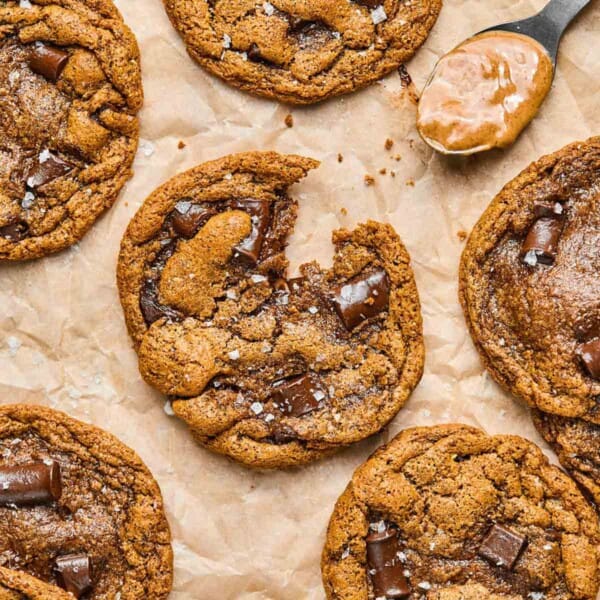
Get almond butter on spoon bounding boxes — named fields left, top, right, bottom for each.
left=417, top=0, right=591, bottom=156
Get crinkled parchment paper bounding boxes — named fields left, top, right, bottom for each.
left=1, top=0, right=599, bottom=598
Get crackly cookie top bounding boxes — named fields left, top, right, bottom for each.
left=321, top=424, right=600, bottom=599
left=0, top=567, right=71, bottom=600
left=460, top=138, right=600, bottom=422
left=0, top=0, right=142, bottom=260
left=533, top=410, right=600, bottom=508
left=162, top=0, right=442, bottom=104
left=0, top=405, right=173, bottom=600
left=117, top=151, right=424, bottom=469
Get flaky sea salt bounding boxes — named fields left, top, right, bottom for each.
left=523, top=250, right=539, bottom=266
left=250, top=402, right=263, bottom=415
left=222, top=33, right=232, bottom=49
left=163, top=401, right=175, bottom=416
left=22, top=191, right=35, bottom=209
left=7, top=337, right=21, bottom=357
left=251, top=274, right=267, bottom=283
left=371, top=6, right=387, bottom=25
left=313, top=390, right=325, bottom=401
left=263, top=2, right=275, bottom=16
left=308, top=306, right=318, bottom=314
left=19, top=0, right=32, bottom=8
left=228, top=349, right=240, bottom=360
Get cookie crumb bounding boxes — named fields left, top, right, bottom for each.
left=284, top=114, right=294, bottom=128
left=390, top=171, right=396, bottom=178
left=337, top=153, right=344, bottom=163
left=340, top=207, right=348, bottom=216
left=457, top=230, right=468, bottom=242
left=393, top=154, right=402, bottom=161
left=177, top=141, right=186, bottom=150
left=385, top=138, right=394, bottom=151
left=406, top=178, right=415, bottom=187
left=364, top=175, right=375, bottom=186
left=379, top=168, right=387, bottom=175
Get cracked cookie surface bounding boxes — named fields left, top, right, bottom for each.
left=321, top=424, right=600, bottom=599
left=117, top=151, right=424, bottom=469
left=0, top=567, right=71, bottom=600
left=460, top=138, right=600, bottom=423
left=162, top=0, right=442, bottom=104
left=0, top=405, right=173, bottom=600
left=0, top=0, right=142, bottom=260
left=534, top=410, right=600, bottom=507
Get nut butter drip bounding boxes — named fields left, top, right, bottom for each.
left=417, top=31, right=554, bottom=155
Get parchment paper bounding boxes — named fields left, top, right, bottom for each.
left=1, top=0, right=599, bottom=598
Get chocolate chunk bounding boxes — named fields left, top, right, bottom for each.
left=247, top=43, right=264, bottom=63
left=521, top=217, right=563, bottom=266
left=574, top=312, right=600, bottom=342
left=533, top=201, right=564, bottom=219
left=478, top=524, right=527, bottom=570
left=366, top=524, right=410, bottom=599
left=171, top=200, right=215, bottom=238
left=356, top=0, right=382, bottom=7
left=54, top=554, right=93, bottom=598
left=272, top=278, right=290, bottom=293
left=332, top=268, right=391, bottom=330
left=231, top=199, right=271, bottom=265
left=28, top=43, right=70, bottom=82
left=0, top=461, right=62, bottom=506
left=0, top=221, right=28, bottom=242
left=271, top=374, right=326, bottom=417
left=577, top=339, right=600, bottom=380
left=25, top=152, right=73, bottom=188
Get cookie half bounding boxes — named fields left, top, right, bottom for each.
left=118, top=151, right=424, bottom=468
left=533, top=410, right=600, bottom=507
left=0, top=568, right=71, bottom=600
left=0, top=0, right=142, bottom=260
left=321, top=424, right=600, bottom=599
left=162, top=0, right=442, bottom=104
left=0, top=404, right=173, bottom=599
left=460, top=138, right=600, bottom=422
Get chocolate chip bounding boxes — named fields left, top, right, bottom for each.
left=577, top=339, right=600, bottom=380
left=0, top=221, right=29, bottom=242
left=28, top=43, right=70, bottom=82
left=366, top=524, right=410, bottom=599
left=521, top=217, right=563, bottom=266
left=332, top=268, right=391, bottom=330
left=25, top=152, right=73, bottom=188
left=355, top=0, right=382, bottom=7
left=478, top=524, right=527, bottom=570
left=247, top=43, right=264, bottom=63
left=533, top=201, right=564, bottom=219
left=0, top=461, right=62, bottom=506
left=271, top=374, right=326, bottom=417
left=54, top=553, right=93, bottom=598
left=574, top=312, right=600, bottom=342
left=231, top=199, right=271, bottom=265
left=171, top=200, right=215, bottom=238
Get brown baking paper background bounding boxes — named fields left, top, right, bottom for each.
left=1, top=0, right=600, bottom=598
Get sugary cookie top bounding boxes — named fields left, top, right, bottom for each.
left=118, top=151, right=424, bottom=468
left=0, top=405, right=173, bottom=600
left=0, top=567, right=71, bottom=600
left=322, top=425, right=600, bottom=599
left=0, top=0, right=142, bottom=260
left=460, top=138, right=600, bottom=422
left=163, top=0, right=442, bottom=103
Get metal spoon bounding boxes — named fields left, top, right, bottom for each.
left=417, top=0, right=592, bottom=156
left=482, top=0, right=591, bottom=66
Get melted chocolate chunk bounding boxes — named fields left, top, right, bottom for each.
left=521, top=217, right=563, bottom=266
left=0, top=461, right=62, bottom=506
left=28, top=43, right=70, bottom=82
left=478, top=524, right=527, bottom=570
left=54, top=554, right=93, bottom=598
left=25, top=152, right=73, bottom=189
left=332, top=268, right=391, bottom=330
left=574, top=312, right=600, bottom=342
left=231, top=199, right=271, bottom=265
left=171, top=200, right=215, bottom=239
left=140, top=240, right=181, bottom=325
left=366, top=524, right=410, bottom=599
left=533, top=200, right=564, bottom=219
left=355, top=0, right=382, bottom=7
left=0, top=221, right=29, bottom=242
left=577, top=339, right=600, bottom=380
left=271, top=373, right=326, bottom=417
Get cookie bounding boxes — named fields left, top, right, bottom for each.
left=460, top=138, right=600, bottom=422
left=321, top=424, right=600, bottom=599
left=0, top=567, right=71, bottom=600
left=162, top=0, right=442, bottom=104
left=117, top=151, right=424, bottom=469
left=533, top=410, right=600, bottom=507
left=0, top=0, right=142, bottom=260
left=0, top=404, right=173, bottom=599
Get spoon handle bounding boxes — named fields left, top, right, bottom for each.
left=540, top=0, right=591, bottom=35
